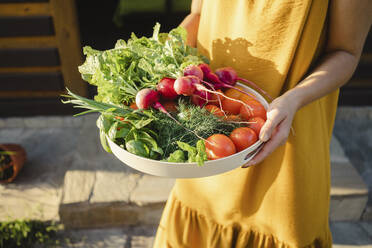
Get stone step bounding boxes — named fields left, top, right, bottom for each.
left=57, top=225, right=156, bottom=248
left=59, top=133, right=369, bottom=229
left=0, top=116, right=85, bottom=222
left=53, top=221, right=372, bottom=248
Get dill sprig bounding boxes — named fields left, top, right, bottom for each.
left=149, top=100, right=242, bottom=157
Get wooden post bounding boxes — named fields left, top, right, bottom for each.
left=49, top=0, right=87, bottom=96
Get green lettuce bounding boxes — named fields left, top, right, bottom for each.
left=78, top=23, right=208, bottom=105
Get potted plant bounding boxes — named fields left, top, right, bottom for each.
left=0, top=144, right=26, bottom=183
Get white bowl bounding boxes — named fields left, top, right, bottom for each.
left=107, top=83, right=269, bottom=178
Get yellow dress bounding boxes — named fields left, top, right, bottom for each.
left=154, top=0, right=338, bottom=247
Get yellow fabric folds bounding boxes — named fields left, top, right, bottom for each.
left=154, top=0, right=337, bottom=247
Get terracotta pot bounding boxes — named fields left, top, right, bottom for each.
left=0, top=144, right=26, bottom=183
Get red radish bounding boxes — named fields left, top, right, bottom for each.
left=157, top=78, right=178, bottom=100
left=175, top=76, right=252, bottom=114
left=135, top=89, right=170, bottom=115
left=198, top=64, right=256, bottom=99
left=187, top=75, right=201, bottom=85
left=215, top=67, right=272, bottom=100
left=174, top=76, right=196, bottom=96
left=205, top=71, right=222, bottom=84
left=198, top=63, right=212, bottom=76
left=198, top=64, right=223, bottom=88
left=183, top=65, right=203, bottom=80
left=191, top=90, right=210, bottom=107
left=136, top=88, right=206, bottom=141
left=198, top=80, right=225, bottom=109
left=136, top=89, right=160, bottom=110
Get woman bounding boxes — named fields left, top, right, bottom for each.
left=154, top=0, right=372, bottom=247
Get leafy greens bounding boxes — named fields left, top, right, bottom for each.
left=78, top=23, right=208, bottom=105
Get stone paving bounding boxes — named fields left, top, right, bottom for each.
left=57, top=225, right=156, bottom=248
left=334, top=107, right=372, bottom=220
left=0, top=114, right=136, bottom=221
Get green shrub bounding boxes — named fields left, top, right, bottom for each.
left=0, top=220, right=60, bottom=248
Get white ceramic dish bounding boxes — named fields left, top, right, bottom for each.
left=107, top=83, right=269, bottom=178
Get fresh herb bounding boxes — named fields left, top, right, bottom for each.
left=149, top=99, right=242, bottom=157
left=78, top=23, right=207, bottom=105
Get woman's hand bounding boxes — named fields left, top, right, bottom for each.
left=242, top=92, right=299, bottom=168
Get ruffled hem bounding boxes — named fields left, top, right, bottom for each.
left=154, top=195, right=332, bottom=248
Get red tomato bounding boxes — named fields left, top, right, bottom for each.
left=224, top=115, right=241, bottom=121
left=229, top=127, right=258, bottom=152
left=205, top=134, right=236, bottom=160
left=221, top=98, right=242, bottom=115
left=162, top=101, right=178, bottom=112
left=204, top=104, right=224, bottom=117
left=240, top=100, right=267, bottom=121
left=248, top=117, right=265, bottom=136
left=209, top=89, right=225, bottom=106
left=240, top=94, right=257, bottom=104
left=224, top=87, right=244, bottom=99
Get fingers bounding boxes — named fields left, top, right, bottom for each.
left=259, top=107, right=284, bottom=142
left=242, top=117, right=291, bottom=168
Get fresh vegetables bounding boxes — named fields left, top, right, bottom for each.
left=205, top=134, right=236, bottom=160
left=174, top=76, right=196, bottom=96
left=183, top=65, right=203, bottom=79
left=157, top=78, right=178, bottom=100
left=240, top=100, right=267, bottom=121
left=150, top=100, right=241, bottom=157
left=204, top=105, right=224, bottom=117
left=229, top=127, right=258, bottom=152
left=215, top=67, right=273, bottom=101
left=221, top=97, right=242, bottom=115
left=63, top=23, right=270, bottom=167
left=78, top=23, right=207, bottom=105
left=248, top=117, right=265, bottom=136
left=135, top=89, right=160, bottom=110
left=198, top=64, right=260, bottom=100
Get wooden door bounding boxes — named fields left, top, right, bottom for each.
left=0, top=0, right=87, bottom=116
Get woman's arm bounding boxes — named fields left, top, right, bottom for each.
left=243, top=0, right=372, bottom=167
left=180, top=0, right=203, bottom=47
